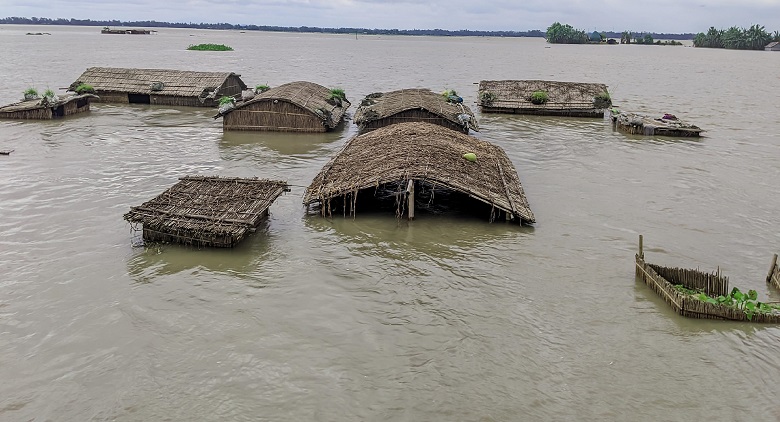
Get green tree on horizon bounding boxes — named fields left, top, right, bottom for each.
left=545, top=22, right=588, bottom=44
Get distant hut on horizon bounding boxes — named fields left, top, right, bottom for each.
left=68, top=67, right=246, bottom=107
left=124, top=176, right=289, bottom=248
left=353, top=88, right=479, bottom=134
left=215, top=81, right=350, bottom=132
left=303, top=122, right=534, bottom=225
left=0, top=93, right=98, bottom=120
left=765, top=42, right=780, bottom=51
left=478, top=80, right=611, bottom=118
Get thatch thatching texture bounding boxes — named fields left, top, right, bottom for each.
left=217, top=81, right=350, bottom=132
left=478, top=80, right=610, bottom=117
left=0, top=94, right=97, bottom=120
left=303, top=122, right=534, bottom=224
left=636, top=241, right=780, bottom=323
left=353, top=89, right=479, bottom=134
left=124, top=176, right=288, bottom=248
left=610, top=111, right=703, bottom=137
left=68, top=67, right=246, bottom=107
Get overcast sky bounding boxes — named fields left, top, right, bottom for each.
left=3, top=0, right=780, bottom=33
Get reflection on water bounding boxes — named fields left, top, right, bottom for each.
left=219, top=127, right=346, bottom=156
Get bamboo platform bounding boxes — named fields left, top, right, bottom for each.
left=124, top=176, right=289, bottom=248
left=611, top=111, right=703, bottom=137
left=635, top=236, right=780, bottom=323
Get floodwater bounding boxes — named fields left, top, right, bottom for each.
left=1, top=25, right=779, bottom=421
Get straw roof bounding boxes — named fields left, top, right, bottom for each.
left=353, top=88, right=479, bottom=132
left=69, top=67, right=246, bottom=97
left=124, top=176, right=288, bottom=248
left=0, top=93, right=97, bottom=113
left=216, top=81, right=350, bottom=128
left=303, top=122, right=534, bottom=224
left=478, top=80, right=610, bottom=112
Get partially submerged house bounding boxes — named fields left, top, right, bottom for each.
left=303, top=122, right=534, bottom=224
left=478, top=80, right=611, bottom=117
left=353, top=88, right=479, bottom=134
left=0, top=94, right=97, bottom=120
left=765, top=42, right=780, bottom=51
left=610, top=110, right=703, bottom=137
left=215, top=81, right=350, bottom=132
left=124, top=176, right=289, bottom=248
left=68, top=67, right=246, bottom=107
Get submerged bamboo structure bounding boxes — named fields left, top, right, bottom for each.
left=635, top=236, right=780, bottom=323
left=610, top=110, right=703, bottom=137
left=216, top=81, right=350, bottom=132
left=68, top=67, right=246, bottom=107
left=124, top=176, right=289, bottom=248
left=478, top=80, right=611, bottom=117
left=353, top=89, right=479, bottom=134
left=0, top=94, right=97, bottom=120
left=303, top=122, right=534, bottom=224
left=767, top=254, right=780, bottom=290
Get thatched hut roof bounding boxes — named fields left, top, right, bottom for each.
left=303, top=122, right=534, bottom=224
left=353, top=88, right=479, bottom=132
left=124, top=176, right=289, bottom=248
left=478, top=80, right=610, bottom=116
left=610, top=110, right=703, bottom=137
left=69, top=67, right=246, bottom=97
left=215, top=81, right=350, bottom=129
left=0, top=93, right=97, bottom=114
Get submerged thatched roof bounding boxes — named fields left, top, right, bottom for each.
left=124, top=176, right=288, bottom=247
left=611, top=111, right=703, bottom=136
left=353, top=88, right=479, bottom=132
left=216, top=81, right=350, bottom=128
left=69, top=67, right=246, bottom=97
left=478, top=80, right=610, bottom=111
left=0, top=93, right=97, bottom=113
left=303, top=122, right=533, bottom=224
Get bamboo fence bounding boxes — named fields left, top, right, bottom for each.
left=767, top=254, right=780, bottom=290
left=635, top=236, right=780, bottom=323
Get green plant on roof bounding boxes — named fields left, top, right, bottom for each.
left=44, top=88, right=56, bottom=98
left=187, top=43, right=234, bottom=51
left=529, top=90, right=549, bottom=105
left=594, top=91, right=612, bottom=108
left=441, top=89, right=458, bottom=98
left=328, top=88, right=346, bottom=106
left=255, top=84, right=270, bottom=93
left=218, top=96, right=235, bottom=106
left=74, top=83, right=95, bottom=94
left=23, top=87, right=39, bottom=99
left=479, top=90, right=497, bottom=106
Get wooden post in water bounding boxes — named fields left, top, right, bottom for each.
left=407, top=179, right=415, bottom=220
left=639, top=234, right=644, bottom=259
left=768, top=254, right=778, bottom=284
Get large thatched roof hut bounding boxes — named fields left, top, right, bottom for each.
left=68, top=67, right=246, bottom=107
left=215, top=81, right=350, bottom=132
left=478, top=80, right=611, bottom=117
left=304, top=122, right=534, bottom=224
left=124, top=176, right=289, bottom=248
left=0, top=94, right=97, bottom=120
left=353, top=89, right=479, bottom=134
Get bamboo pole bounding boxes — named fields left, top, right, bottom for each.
left=639, top=234, right=644, bottom=259
left=768, top=254, right=778, bottom=284
left=407, top=179, right=415, bottom=220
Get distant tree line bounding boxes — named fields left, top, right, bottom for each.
left=0, top=16, right=546, bottom=37
left=693, top=24, right=780, bottom=50
left=546, top=23, right=692, bottom=45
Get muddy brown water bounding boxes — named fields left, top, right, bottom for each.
left=1, top=25, right=780, bottom=420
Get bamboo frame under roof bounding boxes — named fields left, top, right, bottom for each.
left=303, top=122, right=533, bottom=224
left=124, top=176, right=289, bottom=248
